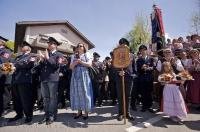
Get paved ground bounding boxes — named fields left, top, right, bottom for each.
left=0, top=105, right=199, bottom=132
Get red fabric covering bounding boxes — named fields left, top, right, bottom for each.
left=154, top=7, right=165, bottom=36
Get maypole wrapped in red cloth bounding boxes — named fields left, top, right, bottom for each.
left=151, top=4, right=165, bottom=54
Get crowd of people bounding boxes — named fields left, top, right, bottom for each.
left=0, top=34, right=200, bottom=125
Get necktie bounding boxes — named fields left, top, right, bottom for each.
left=49, top=52, right=53, bottom=57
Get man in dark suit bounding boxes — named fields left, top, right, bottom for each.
left=92, top=52, right=103, bottom=106
left=9, top=41, right=35, bottom=123
left=0, top=39, right=12, bottom=117
left=58, top=57, right=70, bottom=109
left=38, top=37, right=63, bottom=125
left=115, top=38, right=134, bottom=121
left=136, top=45, right=155, bottom=112
left=107, top=55, right=117, bottom=106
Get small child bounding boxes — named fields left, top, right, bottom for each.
left=158, top=62, right=187, bottom=124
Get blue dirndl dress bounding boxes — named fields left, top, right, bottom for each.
left=70, top=53, right=94, bottom=112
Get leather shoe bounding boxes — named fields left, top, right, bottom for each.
left=46, top=117, right=54, bottom=125
left=148, top=108, right=156, bottom=113
left=83, top=115, right=89, bottom=120
left=140, top=108, right=147, bottom=112
left=127, top=114, right=135, bottom=121
left=111, top=100, right=117, bottom=106
left=25, top=117, right=32, bottom=124
left=74, top=112, right=82, bottom=119
left=117, top=115, right=123, bottom=121
left=8, top=115, right=23, bottom=122
left=131, top=106, right=137, bottom=111
left=38, top=118, right=48, bottom=124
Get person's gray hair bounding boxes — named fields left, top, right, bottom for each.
left=0, top=39, right=6, bottom=45
left=24, top=46, right=31, bottom=52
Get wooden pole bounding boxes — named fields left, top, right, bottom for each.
left=121, top=68, right=126, bottom=124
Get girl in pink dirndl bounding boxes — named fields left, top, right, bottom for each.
left=158, top=62, right=187, bottom=123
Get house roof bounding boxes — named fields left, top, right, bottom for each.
left=0, top=36, right=8, bottom=42
left=14, top=20, right=95, bottom=52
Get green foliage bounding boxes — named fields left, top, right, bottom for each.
left=190, top=0, right=200, bottom=35
left=126, top=14, right=151, bottom=52
left=191, top=12, right=200, bottom=35
left=5, top=40, right=14, bottom=51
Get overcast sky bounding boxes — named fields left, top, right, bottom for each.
left=0, top=0, right=198, bottom=58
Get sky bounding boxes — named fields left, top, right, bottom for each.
left=0, top=0, right=198, bottom=59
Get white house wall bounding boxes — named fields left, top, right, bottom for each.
left=24, top=25, right=88, bottom=50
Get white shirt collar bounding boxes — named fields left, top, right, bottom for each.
left=142, top=55, right=148, bottom=59
left=51, top=49, right=57, bottom=54
left=24, top=51, right=30, bottom=55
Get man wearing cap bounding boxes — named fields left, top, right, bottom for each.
left=115, top=38, right=134, bottom=121
left=38, top=37, right=63, bottom=125
left=9, top=41, right=35, bottom=123
left=136, top=45, right=155, bottom=112
left=0, top=39, right=12, bottom=117
left=92, top=52, right=103, bottom=106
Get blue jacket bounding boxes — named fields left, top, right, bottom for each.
left=39, top=51, right=63, bottom=82
left=13, top=53, right=34, bottom=84
left=136, top=56, right=154, bottom=81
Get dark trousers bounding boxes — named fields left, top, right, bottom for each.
left=131, top=77, right=139, bottom=108
left=41, top=81, right=58, bottom=119
left=3, top=84, right=12, bottom=109
left=12, top=83, right=34, bottom=118
left=0, top=87, right=4, bottom=116
left=58, top=80, right=67, bottom=106
left=92, top=81, right=99, bottom=104
left=116, top=74, right=133, bottom=115
left=138, top=75, right=153, bottom=110
left=109, top=80, right=117, bottom=102
left=98, top=81, right=109, bottom=105
left=0, top=76, right=6, bottom=116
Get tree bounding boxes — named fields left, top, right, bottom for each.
left=5, top=40, right=14, bottom=51
left=191, top=12, right=200, bottom=35
left=190, top=0, right=200, bottom=35
left=126, top=14, right=151, bottom=52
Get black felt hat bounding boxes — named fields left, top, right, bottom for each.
left=93, top=52, right=101, bottom=57
left=139, top=45, right=147, bottom=51
left=22, top=41, right=32, bottom=48
left=47, top=37, right=61, bottom=45
left=119, top=38, right=129, bottom=46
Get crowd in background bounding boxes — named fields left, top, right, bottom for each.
left=0, top=34, right=200, bottom=125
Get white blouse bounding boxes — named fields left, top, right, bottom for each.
left=156, top=59, right=184, bottom=72
left=70, top=52, right=93, bottom=65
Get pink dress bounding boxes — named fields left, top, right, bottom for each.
left=163, top=84, right=187, bottom=118
left=158, top=75, right=187, bottom=118
left=187, top=59, right=200, bottom=104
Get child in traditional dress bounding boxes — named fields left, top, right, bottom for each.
left=158, top=62, right=187, bottom=124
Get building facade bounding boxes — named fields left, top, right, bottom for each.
left=14, top=20, right=95, bottom=54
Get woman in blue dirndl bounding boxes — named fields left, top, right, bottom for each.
left=70, top=43, right=93, bottom=120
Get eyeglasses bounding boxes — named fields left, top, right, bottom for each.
left=165, top=51, right=172, bottom=54
left=78, top=45, right=84, bottom=48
